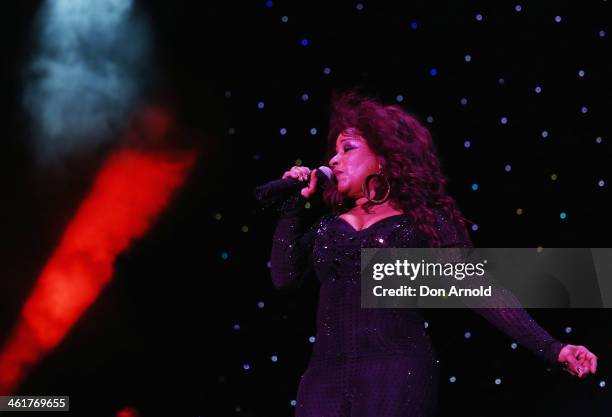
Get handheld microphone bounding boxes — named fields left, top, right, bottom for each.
left=254, top=166, right=334, bottom=204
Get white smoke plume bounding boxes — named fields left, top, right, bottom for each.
left=23, top=0, right=153, bottom=162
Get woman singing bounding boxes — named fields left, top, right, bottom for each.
left=270, top=90, right=597, bottom=417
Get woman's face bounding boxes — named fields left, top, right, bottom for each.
left=329, top=131, right=380, bottom=199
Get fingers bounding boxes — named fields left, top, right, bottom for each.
left=582, top=351, right=598, bottom=374
left=282, top=166, right=312, bottom=181
left=562, top=345, right=598, bottom=378
left=564, top=353, right=581, bottom=377
left=301, top=169, right=318, bottom=198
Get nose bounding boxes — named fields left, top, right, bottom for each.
left=329, top=153, right=339, bottom=167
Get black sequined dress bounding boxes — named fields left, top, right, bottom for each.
left=270, top=194, right=565, bottom=417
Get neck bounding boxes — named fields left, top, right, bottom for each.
left=352, top=197, right=395, bottom=214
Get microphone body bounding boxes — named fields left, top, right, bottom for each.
left=254, top=166, right=334, bottom=203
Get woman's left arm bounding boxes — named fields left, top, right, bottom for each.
left=434, top=209, right=598, bottom=377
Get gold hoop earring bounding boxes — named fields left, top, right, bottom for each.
left=362, top=171, right=391, bottom=204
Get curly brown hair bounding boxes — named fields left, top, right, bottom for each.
left=322, top=89, right=469, bottom=247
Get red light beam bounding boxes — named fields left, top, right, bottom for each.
left=0, top=147, right=196, bottom=394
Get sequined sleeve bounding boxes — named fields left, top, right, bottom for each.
left=270, top=194, right=319, bottom=290
left=431, top=210, right=566, bottom=365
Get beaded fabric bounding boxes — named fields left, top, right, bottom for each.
left=271, top=194, right=564, bottom=417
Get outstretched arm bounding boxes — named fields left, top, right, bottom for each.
left=433, top=209, right=597, bottom=375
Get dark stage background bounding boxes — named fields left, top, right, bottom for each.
left=1, top=1, right=611, bottom=416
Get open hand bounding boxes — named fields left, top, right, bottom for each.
left=558, top=344, right=598, bottom=378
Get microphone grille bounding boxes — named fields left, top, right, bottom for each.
left=317, top=166, right=333, bottom=179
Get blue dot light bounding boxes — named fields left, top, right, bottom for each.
left=472, top=183, right=479, bottom=191
left=560, top=212, right=567, bottom=220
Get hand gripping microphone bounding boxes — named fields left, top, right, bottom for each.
left=254, top=166, right=334, bottom=205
